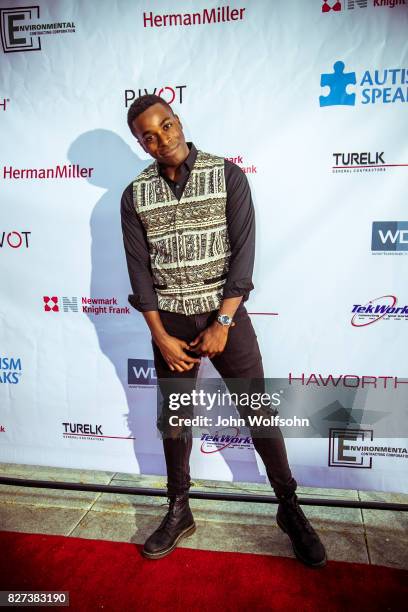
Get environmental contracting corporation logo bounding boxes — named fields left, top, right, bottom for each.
left=0, top=5, right=75, bottom=53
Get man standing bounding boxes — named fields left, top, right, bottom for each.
left=121, top=94, right=326, bottom=567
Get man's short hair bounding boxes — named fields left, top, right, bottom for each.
left=127, top=94, right=173, bottom=137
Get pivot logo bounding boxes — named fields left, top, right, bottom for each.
left=0, top=356, right=22, bottom=384
left=351, top=295, right=408, bottom=326
left=372, top=222, right=408, bottom=252
left=125, top=85, right=186, bottom=108
left=0, top=231, right=31, bottom=248
left=0, top=5, right=75, bottom=54
left=128, top=359, right=156, bottom=387
left=43, top=296, right=78, bottom=313
left=329, top=428, right=373, bottom=468
left=320, top=62, right=408, bottom=106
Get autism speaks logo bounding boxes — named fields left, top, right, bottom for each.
left=320, top=61, right=408, bottom=106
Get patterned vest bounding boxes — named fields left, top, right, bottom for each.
left=132, top=150, right=231, bottom=315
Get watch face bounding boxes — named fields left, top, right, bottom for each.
left=219, top=315, right=231, bottom=325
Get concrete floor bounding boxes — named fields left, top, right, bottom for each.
left=0, top=462, right=407, bottom=570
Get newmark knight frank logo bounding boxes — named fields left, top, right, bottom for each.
left=0, top=5, right=75, bottom=53
left=43, top=296, right=130, bottom=315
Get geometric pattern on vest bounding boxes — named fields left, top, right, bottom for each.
left=133, top=150, right=231, bottom=314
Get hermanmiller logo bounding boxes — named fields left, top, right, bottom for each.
left=43, top=296, right=130, bottom=315
left=0, top=5, right=75, bottom=53
left=2, top=164, right=94, bottom=180
left=128, top=359, right=156, bottom=387
left=0, top=356, right=22, bottom=384
left=320, top=61, right=408, bottom=106
left=372, top=222, right=408, bottom=253
left=351, top=295, right=408, bottom=327
left=329, top=428, right=407, bottom=468
left=0, top=231, right=31, bottom=248
left=143, top=6, right=246, bottom=28
left=125, top=85, right=186, bottom=108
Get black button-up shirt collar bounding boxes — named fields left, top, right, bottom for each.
left=157, top=141, right=197, bottom=200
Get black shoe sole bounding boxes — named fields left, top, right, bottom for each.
left=141, top=523, right=196, bottom=560
left=276, top=516, right=327, bottom=569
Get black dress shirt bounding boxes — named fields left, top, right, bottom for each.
left=120, top=142, right=255, bottom=312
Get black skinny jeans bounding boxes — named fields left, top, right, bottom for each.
left=152, top=302, right=297, bottom=499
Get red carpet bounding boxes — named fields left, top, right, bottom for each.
left=0, top=531, right=406, bottom=611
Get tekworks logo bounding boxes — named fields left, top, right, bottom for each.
left=128, top=359, right=156, bottom=387
left=43, top=296, right=130, bottom=315
left=320, top=61, right=408, bottom=106
left=329, top=428, right=408, bottom=468
left=0, top=5, right=75, bottom=54
left=0, top=356, right=22, bottom=384
left=322, top=0, right=405, bottom=11
left=0, top=231, right=31, bottom=248
left=200, top=428, right=253, bottom=453
left=372, top=222, right=408, bottom=254
left=125, top=85, right=186, bottom=108
left=351, top=295, right=408, bottom=327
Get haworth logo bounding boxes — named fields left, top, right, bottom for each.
left=0, top=231, right=31, bottom=248
left=372, top=222, right=408, bottom=252
left=0, top=5, right=75, bottom=54
left=43, top=296, right=130, bottom=315
left=351, top=295, right=408, bottom=326
left=0, top=356, right=22, bottom=384
left=320, top=61, right=408, bottom=106
left=125, top=85, right=186, bottom=108
left=289, top=372, right=404, bottom=388
left=128, top=359, right=156, bottom=386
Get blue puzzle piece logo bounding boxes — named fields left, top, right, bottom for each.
left=320, top=61, right=356, bottom=107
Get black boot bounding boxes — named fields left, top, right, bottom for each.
left=142, top=493, right=196, bottom=560
left=276, top=493, right=327, bottom=568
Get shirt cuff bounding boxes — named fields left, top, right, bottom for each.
left=128, top=294, right=159, bottom=312
left=222, top=279, right=254, bottom=299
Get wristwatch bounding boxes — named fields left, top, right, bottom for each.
left=216, top=313, right=234, bottom=327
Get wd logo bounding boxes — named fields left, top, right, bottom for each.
left=372, top=222, right=408, bottom=252
left=329, top=428, right=373, bottom=468
left=43, top=296, right=78, bottom=312
left=0, top=6, right=41, bottom=53
left=128, top=359, right=156, bottom=386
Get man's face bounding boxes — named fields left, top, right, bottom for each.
left=132, top=102, right=187, bottom=166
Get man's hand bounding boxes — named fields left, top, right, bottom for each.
left=189, top=321, right=235, bottom=359
left=155, top=333, right=201, bottom=372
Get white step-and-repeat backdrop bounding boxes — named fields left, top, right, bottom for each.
left=1, top=0, right=408, bottom=493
